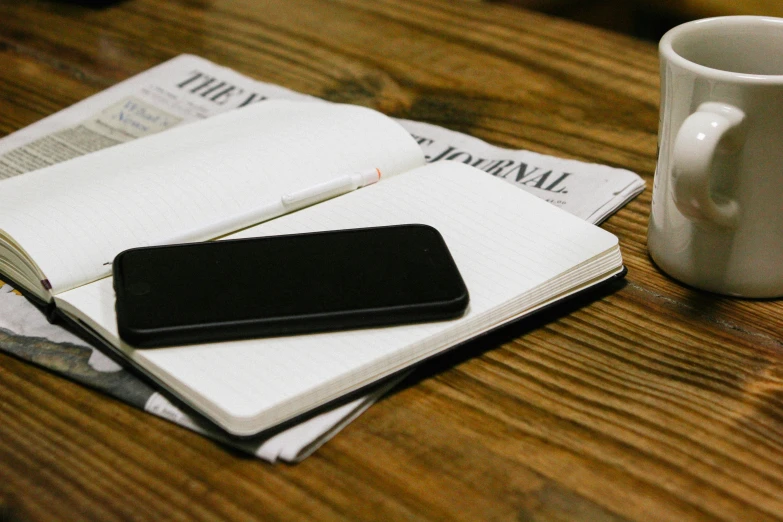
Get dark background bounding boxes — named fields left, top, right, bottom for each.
left=491, top=0, right=783, bottom=41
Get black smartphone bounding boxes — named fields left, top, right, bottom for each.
left=113, top=224, right=469, bottom=347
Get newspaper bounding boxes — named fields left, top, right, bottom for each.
left=0, top=55, right=644, bottom=463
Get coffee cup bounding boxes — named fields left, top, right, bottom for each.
left=648, top=16, right=783, bottom=298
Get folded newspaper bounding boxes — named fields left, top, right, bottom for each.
left=0, top=54, right=644, bottom=463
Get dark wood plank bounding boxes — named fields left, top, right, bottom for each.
left=0, top=0, right=781, bottom=520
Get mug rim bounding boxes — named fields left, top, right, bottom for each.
left=660, top=16, right=783, bottom=82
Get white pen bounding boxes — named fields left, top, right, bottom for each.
left=281, top=168, right=381, bottom=207
left=165, top=168, right=381, bottom=244
left=101, top=168, right=382, bottom=267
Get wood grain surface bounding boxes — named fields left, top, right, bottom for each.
left=1, top=0, right=781, bottom=520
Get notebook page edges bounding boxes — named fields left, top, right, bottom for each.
left=55, top=161, right=620, bottom=435
left=0, top=101, right=424, bottom=296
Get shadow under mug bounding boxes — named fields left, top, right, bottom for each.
left=648, top=16, right=783, bottom=298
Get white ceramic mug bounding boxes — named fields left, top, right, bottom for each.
left=648, top=16, right=783, bottom=298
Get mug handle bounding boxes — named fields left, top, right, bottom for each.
left=672, top=102, right=744, bottom=228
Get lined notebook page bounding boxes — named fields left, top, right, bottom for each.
left=56, top=161, right=618, bottom=435
left=229, top=162, right=617, bottom=320
left=0, top=101, right=423, bottom=295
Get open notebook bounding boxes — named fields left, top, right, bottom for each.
left=0, top=100, right=623, bottom=436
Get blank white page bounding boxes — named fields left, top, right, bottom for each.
left=56, top=161, right=619, bottom=435
left=0, top=101, right=424, bottom=295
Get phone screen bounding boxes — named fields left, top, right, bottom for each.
left=113, top=224, right=469, bottom=347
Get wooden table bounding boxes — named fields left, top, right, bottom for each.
left=1, top=1, right=781, bottom=520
